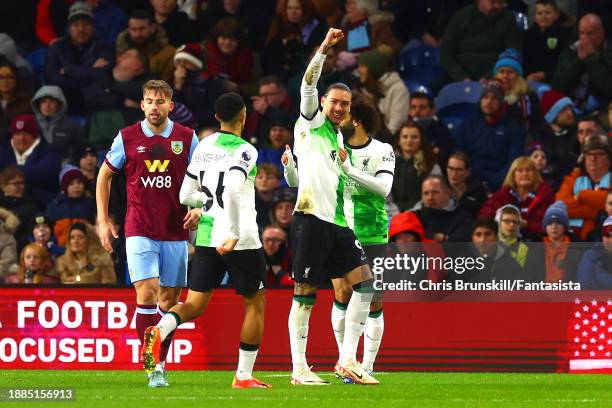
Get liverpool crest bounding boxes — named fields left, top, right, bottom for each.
left=171, top=141, right=183, bottom=155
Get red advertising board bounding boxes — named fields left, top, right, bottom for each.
left=0, top=287, right=602, bottom=372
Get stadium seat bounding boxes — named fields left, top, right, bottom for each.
left=69, top=115, right=87, bottom=127
left=398, top=46, right=440, bottom=69
left=527, top=80, right=551, bottom=99
left=25, top=47, right=48, bottom=83
left=435, top=81, right=481, bottom=112
left=400, top=65, right=443, bottom=88
left=403, top=80, right=432, bottom=95
left=513, top=11, right=529, bottom=31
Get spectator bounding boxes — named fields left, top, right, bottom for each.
left=588, top=190, right=612, bottom=242
left=576, top=216, right=612, bottom=289
left=73, top=145, right=98, bottom=197
left=255, top=164, right=281, bottom=229
left=0, top=114, right=61, bottom=208
left=409, top=91, right=454, bottom=171
left=56, top=222, right=116, bottom=284
left=29, top=213, right=64, bottom=261
left=44, top=2, right=114, bottom=115
left=339, top=0, right=401, bottom=67
left=46, top=166, right=96, bottom=247
left=263, top=0, right=326, bottom=79
left=470, top=217, right=498, bottom=260
left=355, top=45, right=410, bottom=136
left=523, top=0, right=575, bottom=83
left=116, top=9, right=176, bottom=84
left=411, top=175, right=473, bottom=242
left=454, top=79, right=525, bottom=191
left=439, top=0, right=522, bottom=85
left=391, top=122, right=442, bottom=212
left=537, top=89, right=579, bottom=185
left=269, top=187, right=297, bottom=239
left=257, top=111, right=294, bottom=181
left=577, top=117, right=602, bottom=145
left=479, top=156, right=554, bottom=241
left=173, top=43, right=225, bottom=129
left=245, top=76, right=296, bottom=147
left=4, top=243, right=57, bottom=284
left=31, top=85, right=85, bottom=164
left=204, top=17, right=259, bottom=95
left=0, top=59, right=32, bottom=129
left=262, top=224, right=293, bottom=286
left=556, top=134, right=611, bottom=240
left=0, top=207, right=18, bottom=279
left=552, top=13, right=612, bottom=111
left=493, top=49, right=548, bottom=141
left=446, top=151, right=489, bottom=217
left=150, top=0, right=198, bottom=46
left=541, top=200, right=579, bottom=282
left=493, top=204, right=534, bottom=278
left=0, top=166, right=38, bottom=249
left=525, top=142, right=555, bottom=186
left=0, top=33, right=33, bottom=80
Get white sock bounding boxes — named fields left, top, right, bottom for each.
left=154, top=363, right=163, bottom=372
left=340, top=287, right=373, bottom=365
left=236, top=345, right=259, bottom=380
left=362, top=311, right=384, bottom=372
left=157, top=313, right=179, bottom=342
left=331, top=301, right=347, bottom=354
left=288, top=298, right=314, bottom=373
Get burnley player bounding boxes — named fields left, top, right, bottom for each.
left=141, top=93, right=271, bottom=389
left=286, top=28, right=378, bottom=385
left=96, top=80, right=199, bottom=388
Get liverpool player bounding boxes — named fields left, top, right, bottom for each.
left=96, top=80, right=199, bottom=388
left=141, top=92, right=271, bottom=389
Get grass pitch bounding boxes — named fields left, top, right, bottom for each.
left=2, top=370, right=612, bottom=408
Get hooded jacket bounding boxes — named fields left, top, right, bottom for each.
left=31, top=85, right=85, bottom=162
left=0, top=33, right=32, bottom=74
left=411, top=197, right=473, bottom=242
left=576, top=244, right=612, bottom=289
left=378, top=71, right=410, bottom=135
left=0, top=207, right=18, bottom=278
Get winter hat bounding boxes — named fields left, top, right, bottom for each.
left=493, top=48, right=523, bottom=77
left=480, top=79, right=505, bottom=102
left=602, top=216, right=612, bottom=237
left=10, top=114, right=38, bottom=137
left=525, top=141, right=546, bottom=157
left=354, top=0, right=380, bottom=15
left=73, top=145, right=97, bottom=165
left=358, top=44, right=393, bottom=79
left=540, top=90, right=573, bottom=124
left=269, top=110, right=292, bottom=131
left=69, top=222, right=88, bottom=236
left=31, top=213, right=54, bottom=231
left=59, top=166, right=86, bottom=194
left=542, top=200, right=569, bottom=231
left=578, top=134, right=612, bottom=164
left=388, top=211, right=425, bottom=242
left=174, top=43, right=204, bottom=70
left=67, top=1, right=94, bottom=24
left=271, top=187, right=297, bottom=207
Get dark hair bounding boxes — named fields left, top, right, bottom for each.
left=472, top=217, right=498, bottom=235
left=410, top=92, right=433, bottom=108
left=350, top=94, right=381, bottom=135
left=448, top=151, right=470, bottom=170
left=324, top=82, right=352, bottom=97
left=259, top=75, right=286, bottom=91
left=215, top=92, right=245, bottom=122
left=0, top=58, right=22, bottom=89
left=535, top=0, right=558, bottom=9
left=0, top=165, right=24, bottom=185
left=209, top=16, right=245, bottom=43
left=257, top=163, right=281, bottom=179
left=129, top=9, right=154, bottom=22
left=396, top=122, right=436, bottom=176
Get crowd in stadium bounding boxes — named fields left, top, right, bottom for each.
left=0, top=0, right=611, bottom=288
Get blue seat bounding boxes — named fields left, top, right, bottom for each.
left=400, top=65, right=443, bottom=87
left=69, top=115, right=87, bottom=126
left=527, top=80, right=551, bottom=99
left=403, top=80, right=432, bottom=95
left=513, top=11, right=529, bottom=31
left=435, top=81, right=481, bottom=112
left=25, top=47, right=48, bottom=82
left=399, top=45, right=440, bottom=69
left=438, top=114, right=468, bottom=135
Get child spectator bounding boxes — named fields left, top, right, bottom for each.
left=255, top=164, right=281, bottom=229
left=4, top=243, right=57, bottom=284
left=73, top=145, right=98, bottom=197
left=541, top=200, right=579, bottom=282
left=262, top=224, right=293, bottom=286
left=269, top=187, right=297, bottom=239
left=526, top=142, right=555, bottom=186
left=30, top=214, right=64, bottom=261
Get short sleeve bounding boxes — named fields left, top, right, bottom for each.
left=104, top=132, right=125, bottom=172
left=229, top=143, right=258, bottom=179
left=188, top=132, right=199, bottom=162
left=376, top=143, right=395, bottom=176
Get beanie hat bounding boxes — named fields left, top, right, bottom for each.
left=602, top=215, right=612, bottom=237
left=525, top=141, right=546, bottom=157
left=73, top=145, right=97, bottom=165
left=31, top=213, right=54, bottom=232
left=578, top=134, right=612, bottom=164
left=354, top=0, right=379, bottom=15
left=69, top=222, right=88, bottom=236
left=481, top=79, right=505, bottom=102
left=269, top=110, right=292, bottom=131
left=542, top=200, right=569, bottom=231
left=68, top=1, right=94, bottom=24
left=59, top=166, right=86, bottom=194
left=271, top=187, right=297, bottom=206
left=388, top=211, right=425, bottom=242
left=10, top=114, right=38, bottom=137
left=174, top=43, right=204, bottom=70
left=493, top=48, right=523, bottom=77
left=540, top=90, right=573, bottom=124
left=358, top=44, right=393, bottom=79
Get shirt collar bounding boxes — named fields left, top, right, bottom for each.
left=141, top=118, right=174, bottom=138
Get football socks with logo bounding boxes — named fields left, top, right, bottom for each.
left=362, top=310, right=384, bottom=372
left=341, top=281, right=374, bottom=364
left=236, top=342, right=259, bottom=381
left=331, top=300, right=348, bottom=352
left=288, top=295, right=315, bottom=373
left=157, top=311, right=182, bottom=342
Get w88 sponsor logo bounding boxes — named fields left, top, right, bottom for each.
left=140, top=176, right=172, bottom=188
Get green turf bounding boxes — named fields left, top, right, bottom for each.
left=1, top=370, right=612, bottom=408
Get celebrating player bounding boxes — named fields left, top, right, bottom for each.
left=286, top=28, right=378, bottom=385
left=284, top=94, right=394, bottom=376
left=96, top=80, right=199, bottom=387
left=141, top=92, right=271, bottom=389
